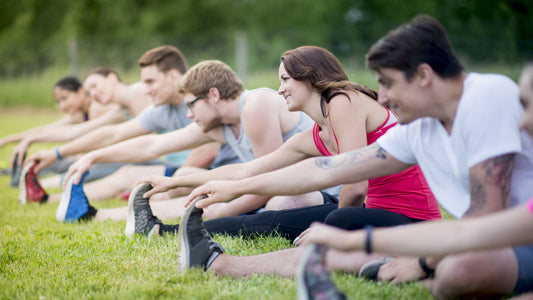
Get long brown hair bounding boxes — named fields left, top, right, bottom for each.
left=281, top=46, right=377, bottom=117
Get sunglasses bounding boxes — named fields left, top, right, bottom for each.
left=186, top=93, right=207, bottom=109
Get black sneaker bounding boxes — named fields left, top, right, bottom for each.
left=177, top=196, right=224, bottom=272
left=10, top=152, right=25, bottom=187
left=297, top=244, right=347, bottom=300
left=125, top=183, right=162, bottom=238
left=358, top=257, right=395, bottom=281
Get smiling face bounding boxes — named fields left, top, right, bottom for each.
left=140, top=65, right=178, bottom=106
left=278, top=63, right=313, bottom=112
left=53, top=87, right=84, bottom=114
left=375, top=68, right=430, bottom=124
left=519, top=66, right=533, bottom=137
left=83, top=73, right=114, bottom=104
left=183, top=92, right=221, bottom=133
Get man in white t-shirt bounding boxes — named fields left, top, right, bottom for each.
left=176, top=15, right=533, bottom=299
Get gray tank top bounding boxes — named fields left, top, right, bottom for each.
left=222, top=88, right=313, bottom=162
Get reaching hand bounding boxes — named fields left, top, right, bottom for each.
left=11, top=141, right=30, bottom=167
left=294, top=222, right=352, bottom=249
left=377, top=257, right=426, bottom=283
left=25, top=149, right=57, bottom=173
left=137, top=175, right=178, bottom=198
left=63, top=155, right=93, bottom=189
left=185, top=180, right=244, bottom=208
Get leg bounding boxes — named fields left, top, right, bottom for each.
left=430, top=247, right=519, bottom=299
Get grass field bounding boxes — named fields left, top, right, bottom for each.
left=0, top=108, right=437, bottom=299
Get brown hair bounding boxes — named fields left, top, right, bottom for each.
left=281, top=46, right=377, bottom=117
left=366, top=15, right=464, bottom=81
left=138, top=45, right=188, bottom=75
left=177, top=60, right=244, bottom=100
left=85, top=66, right=121, bottom=81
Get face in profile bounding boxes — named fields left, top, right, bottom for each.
left=140, top=65, right=177, bottom=106
left=519, top=66, right=533, bottom=137
left=53, top=87, right=84, bottom=114
left=83, top=74, right=114, bottom=104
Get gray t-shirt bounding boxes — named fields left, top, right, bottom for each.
left=135, top=102, right=240, bottom=168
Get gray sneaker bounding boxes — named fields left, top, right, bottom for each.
left=177, top=196, right=224, bottom=272
left=297, top=244, right=347, bottom=300
left=358, top=257, right=395, bottom=281
left=125, top=183, right=162, bottom=238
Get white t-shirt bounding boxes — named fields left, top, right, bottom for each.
left=378, top=73, right=533, bottom=218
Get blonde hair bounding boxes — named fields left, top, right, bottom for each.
left=177, top=60, right=243, bottom=100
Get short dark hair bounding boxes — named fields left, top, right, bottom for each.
left=54, top=76, right=82, bottom=92
left=138, top=45, right=188, bottom=75
left=85, top=66, right=121, bottom=82
left=366, top=15, right=464, bottom=80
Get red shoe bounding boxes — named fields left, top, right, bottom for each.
left=18, top=162, right=49, bottom=204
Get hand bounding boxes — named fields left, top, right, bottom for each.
left=185, top=180, right=243, bottom=208
left=137, top=175, right=178, bottom=198
left=377, top=257, right=426, bottom=283
left=63, top=155, right=94, bottom=188
left=25, top=149, right=57, bottom=173
left=11, top=141, right=30, bottom=166
left=294, top=222, right=352, bottom=249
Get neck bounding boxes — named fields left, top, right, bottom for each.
left=219, top=94, right=242, bottom=126
left=112, top=82, right=131, bottom=107
left=432, top=73, right=467, bottom=133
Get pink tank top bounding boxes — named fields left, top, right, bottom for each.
left=312, top=109, right=441, bottom=220
left=528, top=198, right=533, bottom=215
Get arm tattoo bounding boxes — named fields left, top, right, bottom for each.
left=315, top=155, right=347, bottom=169
left=466, top=153, right=515, bottom=215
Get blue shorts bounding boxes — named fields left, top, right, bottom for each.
left=513, top=244, right=533, bottom=294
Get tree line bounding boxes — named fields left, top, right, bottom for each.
left=0, top=0, right=531, bottom=77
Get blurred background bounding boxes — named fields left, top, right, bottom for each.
left=0, top=0, right=532, bottom=107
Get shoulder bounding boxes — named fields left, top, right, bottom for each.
left=242, top=88, right=283, bottom=114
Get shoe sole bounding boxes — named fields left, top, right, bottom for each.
left=358, top=257, right=395, bottom=279
left=177, top=195, right=207, bottom=272
left=296, top=244, right=318, bottom=300
left=125, top=183, right=151, bottom=238
left=56, top=177, right=74, bottom=222
left=18, top=162, right=33, bottom=204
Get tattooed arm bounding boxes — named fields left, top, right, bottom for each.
left=465, top=153, right=515, bottom=217
left=189, top=143, right=412, bottom=208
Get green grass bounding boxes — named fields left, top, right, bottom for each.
left=0, top=109, right=436, bottom=299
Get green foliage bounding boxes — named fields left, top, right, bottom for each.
left=0, top=0, right=532, bottom=78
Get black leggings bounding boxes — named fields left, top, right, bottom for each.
left=159, top=204, right=423, bottom=242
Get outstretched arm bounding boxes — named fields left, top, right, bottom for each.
left=63, top=123, right=213, bottom=185
left=188, top=143, right=411, bottom=208
left=300, top=200, right=533, bottom=256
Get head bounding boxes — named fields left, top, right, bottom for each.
left=83, top=67, right=121, bottom=104
left=519, top=62, right=533, bottom=137
left=178, top=60, right=244, bottom=133
left=366, top=15, right=464, bottom=123
left=53, top=76, right=86, bottom=114
left=138, top=45, right=188, bottom=106
left=280, top=46, right=377, bottom=116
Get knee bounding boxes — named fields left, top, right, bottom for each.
left=430, top=256, right=478, bottom=299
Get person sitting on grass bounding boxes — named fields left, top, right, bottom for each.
left=130, top=45, right=439, bottom=244
left=174, top=15, right=533, bottom=300
left=294, top=59, right=533, bottom=300
left=54, top=59, right=316, bottom=226
left=22, top=46, right=237, bottom=205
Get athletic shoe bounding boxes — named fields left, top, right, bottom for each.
left=125, top=183, right=162, bottom=238
left=10, top=152, right=25, bottom=187
left=18, top=161, right=49, bottom=204
left=297, top=244, right=347, bottom=300
left=177, top=196, right=224, bottom=272
left=56, top=172, right=96, bottom=222
left=358, top=257, right=395, bottom=281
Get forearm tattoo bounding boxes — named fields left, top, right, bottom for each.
left=315, top=144, right=389, bottom=170
left=466, top=153, right=515, bottom=215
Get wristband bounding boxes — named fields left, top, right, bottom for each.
left=364, top=225, right=373, bottom=254
left=418, top=257, right=435, bottom=278
left=55, top=146, right=63, bottom=160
